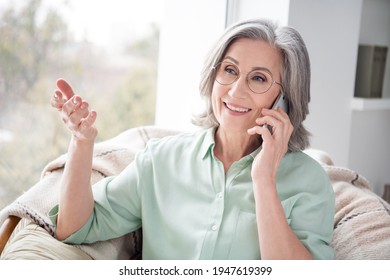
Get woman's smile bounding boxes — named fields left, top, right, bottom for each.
left=224, top=102, right=251, bottom=114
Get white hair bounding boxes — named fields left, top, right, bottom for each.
left=192, top=18, right=311, bottom=152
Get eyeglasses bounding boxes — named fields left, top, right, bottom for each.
left=213, top=61, right=282, bottom=94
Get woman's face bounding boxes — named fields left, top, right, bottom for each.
left=211, top=38, right=283, bottom=134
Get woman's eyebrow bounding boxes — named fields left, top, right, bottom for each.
left=251, top=66, right=272, bottom=74
left=223, top=56, right=273, bottom=75
left=223, top=56, right=239, bottom=64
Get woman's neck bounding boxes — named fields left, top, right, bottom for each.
left=214, top=127, right=261, bottom=173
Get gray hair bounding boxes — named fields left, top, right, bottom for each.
left=192, top=18, right=311, bottom=152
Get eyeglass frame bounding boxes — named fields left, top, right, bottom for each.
left=212, top=60, right=283, bottom=94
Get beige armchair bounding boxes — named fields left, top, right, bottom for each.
left=1, top=126, right=389, bottom=259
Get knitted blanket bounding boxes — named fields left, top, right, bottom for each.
left=326, top=166, right=390, bottom=259
left=305, top=149, right=390, bottom=259
left=0, top=126, right=179, bottom=259
left=1, top=127, right=389, bottom=259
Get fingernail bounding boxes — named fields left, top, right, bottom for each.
left=72, top=98, right=78, bottom=104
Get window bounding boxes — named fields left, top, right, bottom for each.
left=0, top=0, right=163, bottom=209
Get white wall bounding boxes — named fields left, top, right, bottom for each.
left=349, top=0, right=390, bottom=195
left=155, top=0, right=226, bottom=131
left=225, top=0, right=290, bottom=26
left=349, top=110, right=390, bottom=194
left=287, top=0, right=363, bottom=167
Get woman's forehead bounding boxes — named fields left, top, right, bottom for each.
left=223, top=38, right=282, bottom=74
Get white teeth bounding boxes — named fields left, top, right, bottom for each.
left=226, top=103, right=249, bottom=113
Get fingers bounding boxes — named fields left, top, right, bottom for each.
left=62, top=96, right=88, bottom=117
left=51, top=79, right=89, bottom=122
left=64, top=107, right=98, bottom=141
left=51, top=78, right=76, bottom=111
left=61, top=96, right=90, bottom=129
left=80, top=110, right=97, bottom=130
left=50, top=79, right=98, bottom=140
left=56, top=78, right=75, bottom=100
left=51, top=90, right=65, bottom=110
left=260, top=108, right=289, bottom=126
left=250, top=108, right=289, bottom=131
left=248, top=124, right=273, bottom=142
left=247, top=108, right=293, bottom=142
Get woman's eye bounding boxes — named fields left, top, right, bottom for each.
left=251, top=75, right=266, bottom=83
left=225, top=67, right=237, bottom=76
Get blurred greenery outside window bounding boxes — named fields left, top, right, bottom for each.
left=0, top=0, right=161, bottom=209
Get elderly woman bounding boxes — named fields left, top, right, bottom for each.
left=49, top=19, right=335, bottom=259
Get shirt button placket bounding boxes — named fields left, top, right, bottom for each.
left=200, top=160, right=226, bottom=259
left=211, top=191, right=224, bottom=231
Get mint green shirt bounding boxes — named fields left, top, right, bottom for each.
left=50, top=128, right=335, bottom=259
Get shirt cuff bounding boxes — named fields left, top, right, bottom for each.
left=48, top=205, right=94, bottom=244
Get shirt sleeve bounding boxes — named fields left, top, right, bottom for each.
left=279, top=153, right=336, bottom=259
left=49, top=150, right=148, bottom=245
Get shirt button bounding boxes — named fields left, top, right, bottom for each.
left=211, top=225, right=218, bottom=231
left=217, top=192, right=223, bottom=199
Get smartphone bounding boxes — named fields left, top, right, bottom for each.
left=271, top=93, right=289, bottom=113
left=263, top=93, right=289, bottom=134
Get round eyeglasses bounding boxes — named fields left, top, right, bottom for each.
left=213, top=61, right=282, bottom=94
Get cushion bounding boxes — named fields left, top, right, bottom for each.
left=306, top=149, right=390, bottom=259
left=331, top=180, right=390, bottom=259
left=1, top=222, right=92, bottom=260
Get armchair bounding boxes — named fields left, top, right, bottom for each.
left=1, top=126, right=389, bottom=259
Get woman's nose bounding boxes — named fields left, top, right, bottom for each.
left=228, top=77, right=250, bottom=98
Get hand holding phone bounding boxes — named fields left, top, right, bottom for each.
left=263, top=93, right=289, bottom=134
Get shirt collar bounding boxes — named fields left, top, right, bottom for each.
left=200, top=127, right=262, bottom=161
left=249, top=144, right=262, bottom=159
left=201, top=127, right=216, bottom=160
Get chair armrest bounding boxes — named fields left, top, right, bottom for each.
left=0, top=215, right=21, bottom=255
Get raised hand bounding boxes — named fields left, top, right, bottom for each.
left=247, top=107, right=293, bottom=186
left=50, top=79, right=98, bottom=141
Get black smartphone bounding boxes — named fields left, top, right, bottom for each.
left=263, top=93, right=289, bottom=134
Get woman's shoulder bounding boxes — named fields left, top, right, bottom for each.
left=148, top=128, right=205, bottom=144
left=278, top=151, right=333, bottom=193
left=282, top=151, right=328, bottom=175
left=146, top=128, right=210, bottom=154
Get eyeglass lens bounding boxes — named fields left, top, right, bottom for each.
left=215, top=62, right=274, bottom=94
